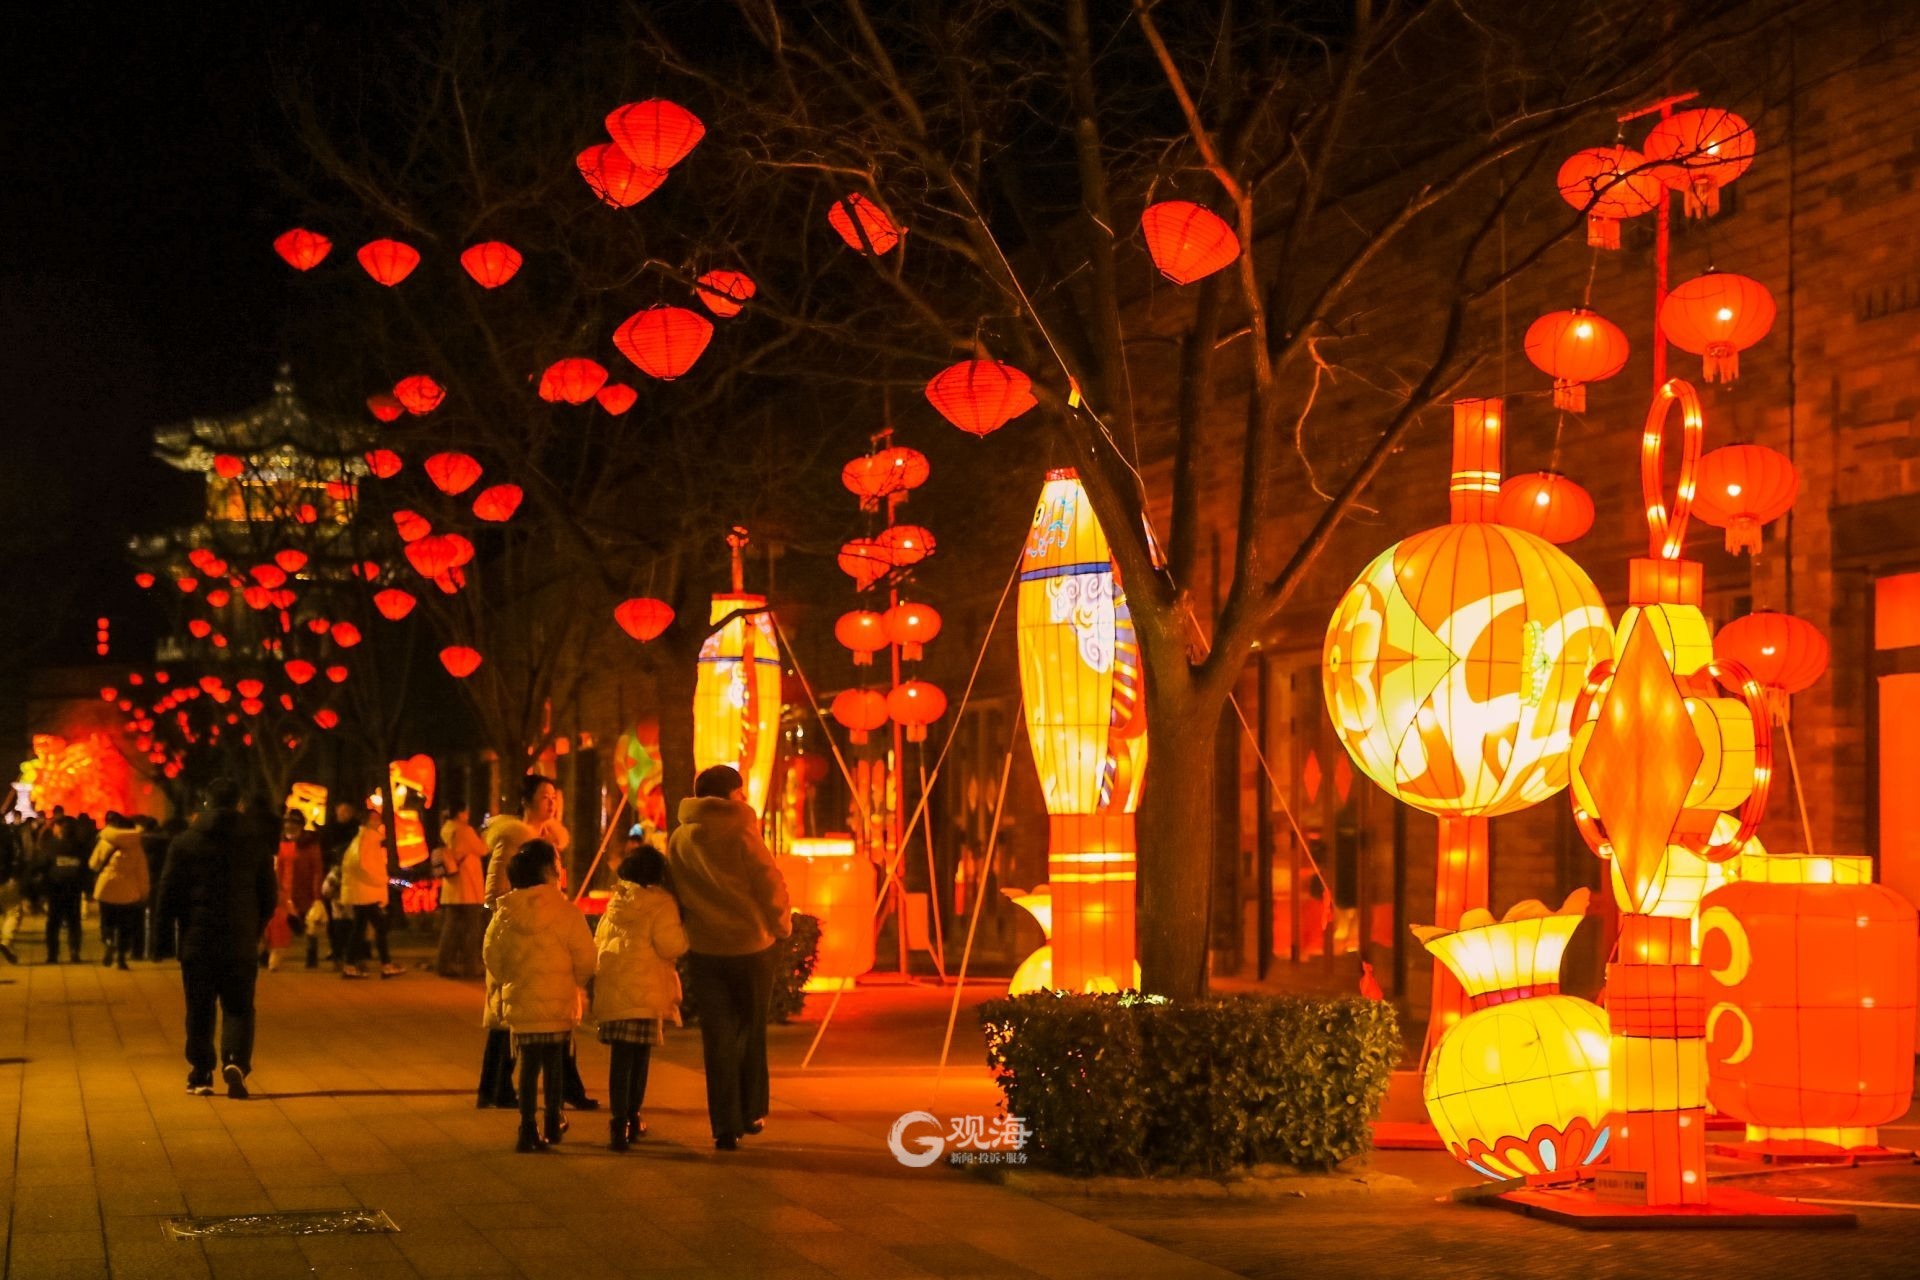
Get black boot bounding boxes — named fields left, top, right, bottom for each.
left=515, top=1122, right=543, bottom=1153
left=544, top=1110, right=565, bottom=1146
left=609, top=1119, right=629, bottom=1152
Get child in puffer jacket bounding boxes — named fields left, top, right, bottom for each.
left=592, top=846, right=689, bottom=1151
left=482, top=839, right=596, bottom=1152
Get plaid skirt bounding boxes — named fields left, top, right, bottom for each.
left=597, top=1018, right=665, bottom=1046
left=511, top=1030, right=572, bottom=1052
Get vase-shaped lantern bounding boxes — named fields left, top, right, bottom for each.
left=694, top=534, right=782, bottom=814
left=1415, top=889, right=1612, bottom=1181
left=776, top=836, right=878, bottom=990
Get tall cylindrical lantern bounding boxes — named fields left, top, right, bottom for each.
left=695, top=591, right=783, bottom=814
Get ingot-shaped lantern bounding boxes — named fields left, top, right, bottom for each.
left=1016, top=470, right=1146, bottom=992
left=776, top=835, right=878, bottom=990
left=694, top=592, right=783, bottom=814
left=1415, top=889, right=1611, bottom=1180
left=387, top=754, right=436, bottom=869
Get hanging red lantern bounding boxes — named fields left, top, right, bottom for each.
left=392, top=509, right=432, bottom=543
left=213, top=454, right=245, bottom=480
left=205, top=588, right=230, bottom=608
left=373, top=588, right=417, bottom=621
left=313, top=709, right=340, bottom=730
left=1555, top=146, right=1662, bottom=249
left=834, top=611, right=888, bottom=665
left=366, top=393, right=404, bottom=422
left=356, top=560, right=382, bottom=581
left=830, top=688, right=889, bottom=744
left=439, top=646, right=483, bottom=679
left=273, top=228, right=332, bottom=271
left=876, top=524, right=936, bottom=568
left=614, top=306, right=713, bottom=381
left=695, top=269, right=756, bottom=318
left=840, top=447, right=930, bottom=509
left=99, top=686, right=117, bottom=702
left=273, top=549, right=308, bottom=574
left=827, top=193, right=901, bottom=254
left=425, top=452, right=483, bottom=495
left=1522, top=308, right=1629, bottom=412
left=296, top=503, right=318, bottom=525
left=241, top=699, right=264, bottom=718
left=187, top=619, right=212, bottom=640
left=269, top=588, right=297, bottom=610
left=307, top=618, right=331, bottom=635
left=176, top=576, right=199, bottom=594
left=884, top=602, right=943, bottom=660
left=236, top=678, right=265, bottom=700
left=393, top=375, right=445, bottom=415
left=472, top=484, right=523, bottom=522
left=596, top=383, right=638, bottom=415
left=838, top=538, right=891, bottom=589
left=365, top=449, right=403, bottom=479
left=1139, top=200, right=1240, bottom=285
left=250, top=564, right=287, bottom=589
left=538, top=357, right=609, bottom=404
left=576, top=143, right=667, bottom=208
left=406, top=534, right=473, bottom=581
left=606, top=99, right=705, bottom=170
left=134, top=572, right=155, bottom=589
left=1642, top=107, right=1755, bottom=217
left=325, top=664, right=349, bottom=684
left=326, top=480, right=355, bottom=503
left=1691, top=443, right=1798, bottom=555
left=887, top=681, right=948, bottom=743
left=356, top=238, right=421, bottom=286
left=460, top=241, right=522, bottom=288
left=331, top=621, right=363, bottom=649
left=242, top=585, right=271, bottom=611
left=613, top=597, right=675, bottom=642
left=285, top=660, right=317, bottom=685
left=925, top=360, right=1037, bottom=436
left=1714, top=611, right=1829, bottom=722
left=1496, top=472, right=1595, bottom=545
left=1658, top=271, right=1776, bottom=383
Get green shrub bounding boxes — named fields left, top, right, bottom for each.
left=979, top=993, right=1399, bottom=1176
left=678, top=911, right=821, bottom=1026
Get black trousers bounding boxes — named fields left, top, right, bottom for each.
left=99, top=902, right=141, bottom=959
left=516, top=1041, right=566, bottom=1130
left=346, top=904, right=390, bottom=967
left=608, top=1043, right=653, bottom=1122
left=45, top=890, right=83, bottom=961
left=181, top=954, right=259, bottom=1082
left=685, top=947, right=775, bottom=1139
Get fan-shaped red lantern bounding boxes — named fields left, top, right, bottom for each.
left=393, top=375, right=445, bottom=415
left=250, top=564, right=287, bottom=589
left=284, top=659, right=316, bottom=685
left=176, top=576, right=199, bottom=594
left=406, top=535, right=464, bottom=580
left=187, top=619, right=212, bottom=640
left=373, top=588, right=416, bottom=621
left=273, top=228, right=332, bottom=271
left=876, top=524, right=936, bottom=568
left=213, top=454, right=245, bottom=480
left=100, top=686, right=117, bottom=702
left=1658, top=271, right=1775, bottom=383
left=296, top=504, right=318, bottom=525
left=596, top=383, right=638, bottom=415
left=838, top=538, right=891, bottom=589
left=1642, top=107, right=1755, bottom=217
left=269, top=588, right=297, bottom=610
left=472, top=484, right=523, bottom=522
left=439, top=646, right=483, bottom=679
left=242, top=585, right=271, bottom=610
left=1139, top=200, right=1241, bottom=285
left=325, top=664, right=349, bottom=684
left=331, top=622, right=362, bottom=649
left=325, top=480, right=355, bottom=503
left=834, top=611, right=888, bottom=665
left=1496, top=472, right=1595, bottom=545
left=236, top=678, right=265, bottom=700
left=840, top=447, right=930, bottom=509
left=134, top=572, right=155, bottom=589
left=1691, top=443, right=1798, bottom=555
left=887, top=681, right=948, bottom=743
left=1523, top=308, right=1629, bottom=412
left=1714, top=611, right=1829, bottom=722
left=242, top=699, right=265, bottom=718
left=392, top=509, right=431, bottom=543
left=313, top=709, right=340, bottom=730
left=357, top=238, right=420, bottom=286
left=695, top=269, right=755, bottom=318
left=460, top=241, right=522, bottom=288
left=425, top=452, right=483, bottom=495
left=614, top=306, right=713, bottom=381
left=827, top=193, right=901, bottom=254
left=831, top=688, right=890, bottom=744
left=366, top=392, right=404, bottom=423
left=365, top=449, right=403, bottom=479
left=884, top=602, right=943, bottom=660
left=273, top=549, right=308, bottom=574
left=576, top=143, right=667, bottom=208
left=925, top=360, right=1037, bottom=436
left=538, top=357, right=609, bottom=404
left=308, top=617, right=331, bottom=636
left=607, top=99, right=705, bottom=170
left=1555, top=146, right=1662, bottom=249
left=613, top=597, right=675, bottom=643
left=206, top=588, right=230, bottom=608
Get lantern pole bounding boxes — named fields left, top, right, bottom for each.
left=1617, top=92, right=1696, bottom=397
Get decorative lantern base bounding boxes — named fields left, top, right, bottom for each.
left=1487, top=1184, right=1854, bottom=1229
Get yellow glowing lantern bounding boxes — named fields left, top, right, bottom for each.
left=1416, top=889, right=1612, bottom=1181
left=695, top=592, right=783, bottom=814
left=776, top=835, right=877, bottom=990
left=386, top=754, right=436, bottom=869
left=1017, top=470, right=1147, bottom=993
left=286, top=782, right=327, bottom=830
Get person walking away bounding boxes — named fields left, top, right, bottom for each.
left=667, top=765, right=791, bottom=1150
left=592, top=846, right=688, bottom=1150
left=436, top=808, right=487, bottom=978
left=41, top=816, right=89, bottom=964
left=340, top=811, right=402, bottom=979
left=276, top=817, right=324, bottom=969
left=144, top=817, right=183, bottom=960
left=0, top=816, right=23, bottom=965
left=90, top=812, right=149, bottom=969
left=483, top=839, right=596, bottom=1152
left=476, top=775, right=564, bottom=1108
left=156, top=779, right=279, bottom=1097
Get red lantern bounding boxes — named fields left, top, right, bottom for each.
left=274, top=549, right=308, bottom=574
left=425, top=452, right=483, bottom=495
left=460, top=241, right=522, bottom=288
left=884, top=602, right=942, bottom=660
left=365, top=449, right=403, bottom=479
left=236, top=678, right=265, bottom=700
left=313, top=709, right=340, bottom=730
left=596, top=383, right=638, bottom=415
left=354, top=560, right=381, bottom=581
left=331, top=621, right=363, bottom=649
left=325, top=480, right=355, bottom=503
left=840, top=447, right=930, bottom=509
left=1522, top=308, right=1629, bottom=412
left=308, top=618, right=332, bottom=635
left=1642, top=107, right=1755, bottom=217
left=614, top=306, right=714, bottom=381
left=325, top=664, right=349, bottom=683
left=206, top=588, right=230, bottom=608
left=1691, top=443, right=1798, bottom=555
left=374, top=588, right=416, bottom=621
left=392, top=509, right=432, bottom=543
left=242, top=585, right=271, bottom=611
left=607, top=99, right=705, bottom=170
left=830, top=688, right=889, bottom=744
left=887, top=681, right=948, bottom=742
left=357, top=238, right=421, bottom=286
left=134, top=572, right=154, bottom=589
left=242, top=699, right=265, bottom=718
left=695, top=269, right=756, bottom=318
left=827, top=193, right=901, bottom=254
left=576, top=143, right=667, bottom=207
left=406, top=537, right=455, bottom=580
left=925, top=360, right=1037, bottom=436
left=296, top=504, right=318, bottom=525
left=250, top=564, right=287, bottom=589
left=1555, top=146, right=1661, bottom=249
left=187, top=619, right=212, bottom=640
left=269, top=588, right=297, bottom=610
left=285, top=660, right=317, bottom=685
left=439, top=646, right=483, bottom=678
left=834, top=611, right=888, bottom=665
left=1658, top=271, right=1775, bottom=383
left=213, top=454, right=245, bottom=479
left=838, top=538, right=891, bottom=589
left=99, top=686, right=117, bottom=702
left=177, top=576, right=199, bottom=594
left=876, top=524, right=935, bottom=569
left=1714, top=611, right=1829, bottom=722
left=472, top=484, right=523, bottom=522
left=613, top=597, right=675, bottom=642
left=393, top=375, right=445, bottom=415
left=1496, top=472, right=1595, bottom=545
left=538, top=358, right=609, bottom=404
left=1139, top=200, right=1241, bottom=285
left=273, top=228, right=332, bottom=271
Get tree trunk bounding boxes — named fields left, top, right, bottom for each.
left=1136, top=694, right=1224, bottom=999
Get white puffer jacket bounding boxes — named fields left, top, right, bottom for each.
left=593, top=883, right=690, bottom=1025
left=483, top=882, right=596, bottom=1034
left=339, top=830, right=390, bottom=907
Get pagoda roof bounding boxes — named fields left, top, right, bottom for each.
left=153, top=367, right=373, bottom=478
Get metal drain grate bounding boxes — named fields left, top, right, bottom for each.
left=164, top=1209, right=398, bottom=1240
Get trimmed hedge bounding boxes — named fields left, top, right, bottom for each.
left=978, top=993, right=1399, bottom=1176
left=677, top=911, right=821, bottom=1025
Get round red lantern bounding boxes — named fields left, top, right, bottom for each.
left=606, top=99, right=705, bottom=170
left=472, top=484, right=523, bottom=522
left=187, top=619, right=212, bottom=640
left=241, top=698, right=264, bottom=718
left=274, top=549, right=308, bottom=574
left=134, top=572, right=155, bottom=589
left=1714, top=611, right=1829, bottom=722
left=406, top=534, right=468, bottom=580
left=284, top=660, right=317, bottom=685
left=326, top=665, right=349, bottom=684
left=1642, top=107, right=1755, bottom=217
left=838, top=538, right=891, bottom=589
left=834, top=611, right=888, bottom=665
left=841, top=447, right=930, bottom=509
left=1691, top=443, right=1797, bottom=555
left=887, top=681, right=948, bottom=743
left=273, top=228, right=332, bottom=271
left=538, top=358, right=609, bottom=404
left=250, top=564, right=287, bottom=589
left=460, top=241, right=522, bottom=288
left=242, top=585, right=271, bottom=611
left=596, top=383, right=638, bottom=415
left=236, top=678, right=265, bottom=700
left=393, top=375, right=446, bottom=415
left=876, top=524, right=935, bottom=568
left=425, top=451, right=483, bottom=495
left=357, top=238, right=421, bottom=286
left=614, top=306, right=714, bottom=381
left=296, top=504, right=318, bottom=525
left=1139, top=200, right=1241, bottom=285
left=331, top=622, right=363, bottom=649
left=576, top=144, right=667, bottom=208
left=695, top=269, right=755, bottom=318
left=614, top=597, right=675, bottom=643
left=831, top=689, right=889, bottom=744
left=373, top=588, right=417, bottom=622
left=392, top=509, right=432, bottom=543
left=1496, top=472, right=1595, bottom=544
left=313, top=709, right=340, bottom=730
left=365, top=449, right=403, bottom=479
left=884, top=602, right=942, bottom=660
left=1658, top=271, right=1775, bottom=383
left=177, top=576, right=199, bottom=594
left=1555, top=146, right=1661, bottom=249
left=1523, top=308, right=1629, bottom=412
left=925, top=360, right=1037, bottom=436
left=827, top=194, right=901, bottom=254
left=213, top=454, right=245, bottom=480
left=439, top=646, right=483, bottom=679
left=205, top=588, right=231, bottom=608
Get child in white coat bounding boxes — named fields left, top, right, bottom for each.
left=592, top=846, right=689, bottom=1151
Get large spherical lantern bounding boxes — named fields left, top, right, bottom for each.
left=925, top=360, right=1037, bottom=436
left=1555, top=146, right=1661, bottom=249
left=538, top=357, right=609, bottom=404
left=596, top=383, right=638, bottom=415
left=356, top=238, right=420, bottom=286
left=613, top=597, right=675, bottom=643
left=885, top=602, right=942, bottom=660
left=834, top=610, right=888, bottom=665
left=695, top=269, right=756, bottom=318
left=1690, top=443, right=1797, bottom=555
left=471, top=484, right=523, bottom=523
left=827, top=193, right=901, bottom=254
left=330, top=622, right=363, bottom=649
left=606, top=99, right=705, bottom=170
left=1642, top=107, right=1755, bottom=217
left=373, top=589, right=416, bottom=622
left=1496, top=472, right=1594, bottom=545
left=365, top=448, right=403, bottom=479
left=576, top=143, right=667, bottom=207
left=887, top=681, right=947, bottom=743
left=1713, top=611, right=1829, bottom=722
left=439, top=646, right=483, bottom=679
left=424, top=451, right=483, bottom=496
left=213, top=454, right=245, bottom=480
left=838, top=538, right=891, bottom=589
left=274, top=228, right=332, bottom=271
left=460, top=241, right=522, bottom=288
left=1658, top=271, right=1775, bottom=384
left=614, top=306, right=714, bottom=381
left=876, top=524, right=935, bottom=568
left=1139, top=200, right=1241, bottom=285
left=842, top=446, right=929, bottom=508
left=393, top=375, right=445, bottom=415
left=830, top=688, right=889, bottom=744
left=1523, top=308, right=1629, bottom=412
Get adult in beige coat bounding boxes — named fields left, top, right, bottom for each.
left=90, top=815, right=150, bottom=969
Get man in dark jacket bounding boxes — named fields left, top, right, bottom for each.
left=157, top=779, right=279, bottom=1098
left=41, top=816, right=89, bottom=964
